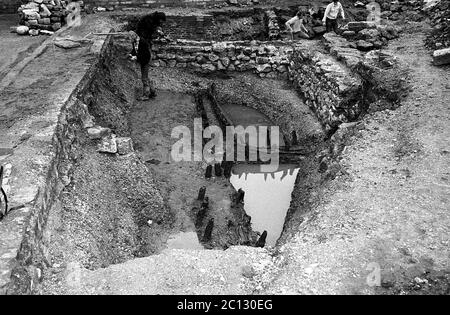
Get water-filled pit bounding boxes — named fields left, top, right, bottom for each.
left=230, top=164, right=300, bottom=246
left=38, top=15, right=337, bottom=292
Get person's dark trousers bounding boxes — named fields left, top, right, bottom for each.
left=326, top=17, right=339, bottom=33
left=137, top=38, right=156, bottom=98
left=140, top=62, right=155, bottom=97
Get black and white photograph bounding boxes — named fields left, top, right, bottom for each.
left=0, top=0, right=448, bottom=299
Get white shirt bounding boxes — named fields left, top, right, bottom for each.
left=323, top=2, right=345, bottom=21
left=286, top=16, right=305, bottom=33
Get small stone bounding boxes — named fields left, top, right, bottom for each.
left=220, top=57, right=230, bottom=67
left=433, top=48, right=450, bottom=66
left=241, top=265, right=256, bottom=278
left=54, top=39, right=81, bottom=49
left=29, top=29, right=39, bottom=36
left=40, top=4, right=51, bottom=17
left=208, top=54, right=220, bottom=62
left=97, top=134, right=117, bottom=154
left=277, top=65, right=287, bottom=73
left=256, top=64, right=272, bottom=73
left=52, top=23, right=62, bottom=31
left=356, top=40, right=374, bottom=51
left=342, top=30, right=356, bottom=37
left=202, top=63, right=216, bottom=72
left=38, top=18, right=51, bottom=25
left=16, top=26, right=30, bottom=35
left=116, top=137, right=133, bottom=155
left=22, top=9, right=40, bottom=20
left=40, top=30, right=54, bottom=36
left=87, top=126, right=111, bottom=139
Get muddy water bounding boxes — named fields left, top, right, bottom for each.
left=220, top=103, right=286, bottom=147
left=230, top=164, right=300, bottom=246
left=129, top=91, right=258, bottom=249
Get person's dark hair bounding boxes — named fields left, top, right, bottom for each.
left=136, top=11, right=167, bottom=42
left=153, top=11, right=167, bottom=25
left=296, top=10, right=303, bottom=18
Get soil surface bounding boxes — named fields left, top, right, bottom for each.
left=0, top=15, right=46, bottom=82
left=264, top=29, right=450, bottom=295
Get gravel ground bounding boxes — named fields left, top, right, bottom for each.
left=264, top=31, right=450, bottom=295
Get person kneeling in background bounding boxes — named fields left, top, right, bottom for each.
left=286, top=11, right=311, bottom=40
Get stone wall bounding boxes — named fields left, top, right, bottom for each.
left=151, top=39, right=365, bottom=132
left=288, top=48, right=363, bottom=132
left=0, top=0, right=229, bottom=13
left=120, top=13, right=217, bottom=41
left=83, top=0, right=225, bottom=9
left=151, top=39, right=292, bottom=78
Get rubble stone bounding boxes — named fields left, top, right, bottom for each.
left=98, top=134, right=117, bottom=154
left=87, top=126, right=111, bottom=140
left=116, top=137, right=134, bottom=155
left=16, top=26, right=30, bottom=35
left=433, top=48, right=450, bottom=66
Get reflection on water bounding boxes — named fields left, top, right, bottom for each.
left=230, top=164, right=300, bottom=246
left=166, top=232, right=204, bottom=250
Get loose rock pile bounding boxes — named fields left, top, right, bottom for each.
left=16, top=0, right=72, bottom=36
left=342, top=21, right=400, bottom=51
left=378, top=0, right=425, bottom=22
left=425, top=0, right=450, bottom=49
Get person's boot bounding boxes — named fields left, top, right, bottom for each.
left=138, top=86, right=151, bottom=101
left=149, top=87, right=157, bottom=99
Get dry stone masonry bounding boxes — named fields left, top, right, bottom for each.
left=425, top=0, right=450, bottom=50
left=265, top=9, right=281, bottom=40
left=150, top=36, right=366, bottom=132
left=151, top=40, right=292, bottom=78
left=16, top=0, right=73, bottom=36
left=288, top=47, right=363, bottom=132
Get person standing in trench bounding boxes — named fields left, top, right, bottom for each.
left=322, top=0, right=346, bottom=34
left=135, top=12, right=167, bottom=100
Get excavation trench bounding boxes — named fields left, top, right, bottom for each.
left=39, top=17, right=407, bottom=292
left=38, top=34, right=327, bottom=285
